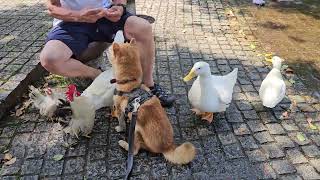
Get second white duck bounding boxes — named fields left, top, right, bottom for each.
left=259, top=56, right=286, bottom=108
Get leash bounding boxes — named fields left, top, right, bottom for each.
left=113, top=86, right=153, bottom=179
left=124, top=97, right=141, bottom=180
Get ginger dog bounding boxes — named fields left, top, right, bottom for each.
left=111, top=39, right=196, bottom=164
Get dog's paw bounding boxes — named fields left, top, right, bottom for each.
left=118, top=140, right=129, bottom=151
left=115, top=126, right=125, bottom=132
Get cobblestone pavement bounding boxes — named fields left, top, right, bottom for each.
left=1, top=0, right=320, bottom=179
left=0, top=0, right=50, bottom=119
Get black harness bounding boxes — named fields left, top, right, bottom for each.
left=114, top=87, right=153, bottom=179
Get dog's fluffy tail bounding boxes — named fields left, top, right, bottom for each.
left=163, top=142, right=196, bottom=164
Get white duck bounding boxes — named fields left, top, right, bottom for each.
left=183, top=61, right=238, bottom=122
left=259, top=56, right=286, bottom=108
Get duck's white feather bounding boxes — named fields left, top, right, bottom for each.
left=187, top=62, right=238, bottom=113
left=259, top=69, right=286, bottom=108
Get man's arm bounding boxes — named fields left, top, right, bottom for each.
left=112, top=0, right=127, bottom=5
left=46, top=0, right=104, bottom=23
left=46, top=0, right=80, bottom=21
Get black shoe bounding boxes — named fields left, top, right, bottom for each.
left=150, top=84, right=176, bottom=107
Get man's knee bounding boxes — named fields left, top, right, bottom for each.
left=125, top=16, right=153, bottom=40
left=40, top=40, right=72, bottom=72
left=40, top=50, right=59, bottom=72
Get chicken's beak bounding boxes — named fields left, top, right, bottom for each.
left=183, top=69, right=196, bottom=82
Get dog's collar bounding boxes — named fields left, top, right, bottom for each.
left=110, top=78, right=137, bottom=85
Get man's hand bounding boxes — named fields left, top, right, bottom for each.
left=78, top=8, right=105, bottom=23
left=103, top=6, right=124, bottom=22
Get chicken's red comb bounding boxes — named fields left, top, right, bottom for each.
left=65, top=84, right=81, bottom=102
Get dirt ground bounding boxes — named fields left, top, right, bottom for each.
left=242, top=0, right=320, bottom=92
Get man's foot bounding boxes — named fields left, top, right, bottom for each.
left=150, top=84, right=176, bottom=107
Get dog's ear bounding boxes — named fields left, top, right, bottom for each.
left=113, top=43, right=120, bottom=56
left=129, top=38, right=136, bottom=45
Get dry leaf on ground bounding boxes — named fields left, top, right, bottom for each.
left=4, top=157, right=16, bottom=165
left=4, top=153, right=13, bottom=161
left=296, top=132, right=306, bottom=142
left=53, top=154, right=64, bottom=161
left=307, top=117, right=318, bottom=130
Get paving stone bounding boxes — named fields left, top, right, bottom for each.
left=281, top=120, right=299, bottom=131
left=261, top=144, right=285, bottom=158
left=242, top=110, right=259, bottom=120
left=21, top=159, right=43, bottom=175
left=218, top=132, right=237, bottom=145
left=202, top=136, right=220, bottom=153
left=287, top=148, right=308, bottom=164
left=247, top=120, right=267, bottom=132
left=271, top=160, right=296, bottom=175
left=246, top=149, right=269, bottom=162
left=66, top=144, right=87, bottom=157
left=0, top=127, right=16, bottom=137
left=236, top=100, right=253, bottom=110
left=87, top=160, right=107, bottom=178
left=310, top=135, right=320, bottom=147
left=223, top=143, right=244, bottom=159
left=296, top=164, right=320, bottom=180
left=255, top=163, right=277, bottom=179
left=280, top=175, right=302, bottom=180
left=41, top=160, right=63, bottom=176
left=226, top=112, right=244, bottom=123
left=254, top=131, right=274, bottom=144
left=238, top=136, right=259, bottom=150
left=274, top=136, right=295, bottom=149
left=301, top=145, right=320, bottom=158
left=232, top=123, right=251, bottom=135
left=20, top=175, right=40, bottom=180
left=289, top=132, right=311, bottom=146
left=88, top=146, right=106, bottom=161
left=266, top=123, right=286, bottom=135
left=64, top=157, right=85, bottom=174
left=310, top=159, right=320, bottom=173
left=171, top=165, right=192, bottom=179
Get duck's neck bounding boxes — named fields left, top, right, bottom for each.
left=198, top=74, right=211, bottom=86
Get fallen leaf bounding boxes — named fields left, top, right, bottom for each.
left=281, top=111, right=289, bottom=119
left=289, top=79, right=296, bottom=84
left=296, top=133, right=306, bottom=142
left=4, top=153, right=13, bottom=161
left=285, top=67, right=294, bottom=74
left=307, top=117, right=318, bottom=130
left=182, top=29, right=186, bottom=33
left=15, top=108, right=24, bottom=117
left=257, top=54, right=263, bottom=57
left=53, top=154, right=64, bottom=161
left=3, top=150, right=9, bottom=153
left=4, top=157, right=16, bottom=165
left=250, top=44, right=256, bottom=49
left=281, top=65, right=289, bottom=71
left=15, top=100, right=32, bottom=117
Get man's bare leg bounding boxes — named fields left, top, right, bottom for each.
left=124, top=16, right=155, bottom=87
left=123, top=16, right=176, bottom=107
left=40, top=40, right=101, bottom=80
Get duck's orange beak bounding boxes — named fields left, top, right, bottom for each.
left=183, top=69, right=196, bottom=82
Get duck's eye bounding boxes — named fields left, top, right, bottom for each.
left=197, top=67, right=201, bottom=70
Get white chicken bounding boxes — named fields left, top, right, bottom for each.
left=29, top=85, right=64, bottom=118
left=67, top=95, right=95, bottom=137
left=81, top=66, right=115, bottom=110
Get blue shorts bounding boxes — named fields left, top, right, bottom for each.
left=46, top=11, right=133, bottom=58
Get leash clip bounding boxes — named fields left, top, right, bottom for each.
left=132, top=97, right=141, bottom=112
